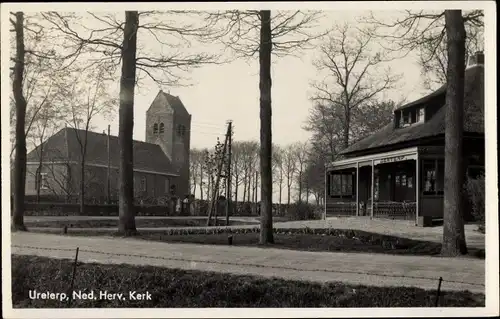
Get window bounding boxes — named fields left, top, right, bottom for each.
left=329, top=172, right=353, bottom=197
left=398, top=107, right=426, bottom=128
left=38, top=172, right=49, bottom=190
left=407, top=176, right=413, bottom=188
left=417, top=107, right=425, bottom=123
left=164, top=179, right=170, bottom=193
left=374, top=169, right=380, bottom=201
left=401, top=174, right=407, bottom=186
left=153, top=123, right=158, bottom=134
left=422, top=159, right=444, bottom=195
left=159, top=123, right=165, bottom=134
left=330, top=174, right=341, bottom=196
left=140, top=176, right=147, bottom=192
left=402, top=111, right=410, bottom=127
left=177, top=124, right=186, bottom=137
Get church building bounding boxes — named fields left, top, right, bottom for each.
left=24, top=90, right=192, bottom=203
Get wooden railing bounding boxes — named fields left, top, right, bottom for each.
left=325, top=201, right=357, bottom=217
left=326, top=200, right=416, bottom=220
left=373, top=201, right=416, bottom=220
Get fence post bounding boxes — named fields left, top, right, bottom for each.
left=67, top=247, right=80, bottom=307
left=435, top=277, right=443, bottom=307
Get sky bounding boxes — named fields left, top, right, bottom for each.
left=81, top=10, right=430, bottom=150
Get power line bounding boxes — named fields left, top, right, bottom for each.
left=191, top=121, right=226, bottom=128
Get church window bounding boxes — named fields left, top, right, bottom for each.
left=153, top=123, right=158, bottom=134
left=159, top=122, right=165, bottom=133
left=177, top=124, right=186, bottom=137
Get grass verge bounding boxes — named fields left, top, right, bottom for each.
left=24, top=218, right=258, bottom=229
left=12, top=255, right=485, bottom=308
left=28, top=227, right=485, bottom=259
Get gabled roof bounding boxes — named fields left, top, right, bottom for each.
left=341, top=64, right=484, bottom=156
left=27, top=127, right=175, bottom=175
left=147, top=90, right=190, bottom=118
left=161, top=91, right=190, bottom=118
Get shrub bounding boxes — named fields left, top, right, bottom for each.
left=465, top=174, right=485, bottom=233
left=285, top=202, right=322, bottom=221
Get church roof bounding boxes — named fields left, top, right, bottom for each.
left=27, top=127, right=176, bottom=176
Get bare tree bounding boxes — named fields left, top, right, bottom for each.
left=442, top=10, right=468, bottom=256
left=283, top=144, right=298, bottom=207
left=310, top=23, right=402, bottom=150
left=293, top=141, right=309, bottom=203
left=304, top=148, right=327, bottom=206
left=11, top=12, right=28, bottom=231
left=361, top=10, right=483, bottom=90
left=61, top=66, right=115, bottom=214
left=236, top=140, right=259, bottom=204
left=8, top=13, right=71, bottom=206
left=204, top=10, right=327, bottom=244
left=117, top=11, right=139, bottom=236
left=230, top=142, right=247, bottom=203
left=419, top=22, right=483, bottom=90
left=189, top=148, right=205, bottom=197
left=271, top=144, right=285, bottom=214
left=30, top=101, right=67, bottom=202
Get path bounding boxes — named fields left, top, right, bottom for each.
left=24, top=216, right=485, bottom=249
left=11, top=232, right=485, bottom=293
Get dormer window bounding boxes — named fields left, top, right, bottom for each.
left=397, top=106, right=425, bottom=128
left=417, top=107, right=425, bottom=123
left=159, top=123, right=165, bottom=133
left=153, top=123, right=158, bottom=134
left=402, top=111, right=410, bottom=127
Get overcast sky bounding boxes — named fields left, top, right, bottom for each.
left=83, top=10, right=429, bottom=150
left=3, top=4, right=487, bottom=150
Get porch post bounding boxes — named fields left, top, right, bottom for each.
left=415, top=153, right=420, bottom=226
left=356, top=162, right=359, bottom=216
left=370, top=159, right=374, bottom=219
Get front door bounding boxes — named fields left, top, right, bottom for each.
left=394, top=170, right=415, bottom=202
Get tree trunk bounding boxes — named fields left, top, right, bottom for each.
left=36, top=143, right=44, bottom=203
left=118, top=11, right=139, bottom=236
left=343, top=106, right=350, bottom=149
left=298, top=171, right=303, bottom=203
left=306, top=183, right=310, bottom=204
left=278, top=179, right=283, bottom=215
left=242, top=174, right=247, bottom=204
left=442, top=10, right=467, bottom=256
left=199, top=166, right=204, bottom=200
left=12, top=12, right=27, bottom=231
left=287, top=180, right=291, bottom=206
left=80, top=158, right=85, bottom=214
left=234, top=175, right=239, bottom=202
left=259, top=10, right=274, bottom=244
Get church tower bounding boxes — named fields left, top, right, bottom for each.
left=145, top=90, right=191, bottom=196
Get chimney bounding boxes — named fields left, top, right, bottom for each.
left=467, top=51, right=484, bottom=68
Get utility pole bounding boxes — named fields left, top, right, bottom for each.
left=225, top=121, right=233, bottom=225
left=107, top=124, right=111, bottom=204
